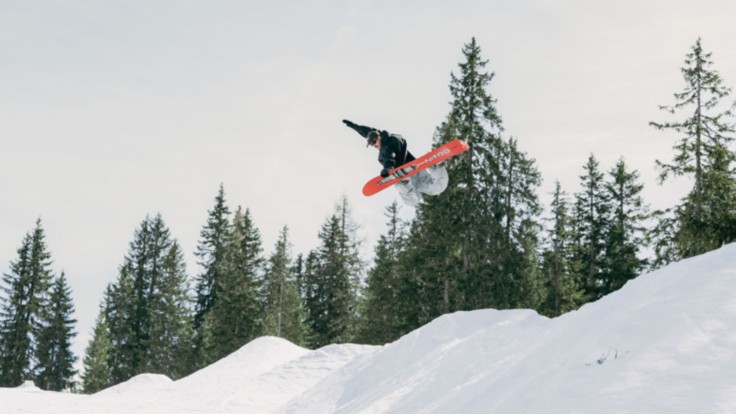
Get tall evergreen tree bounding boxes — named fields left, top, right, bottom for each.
left=0, top=219, right=57, bottom=387
left=193, top=184, right=233, bottom=332
left=602, top=158, right=648, bottom=294
left=145, top=240, right=192, bottom=379
left=34, top=272, right=78, bottom=391
left=202, top=206, right=265, bottom=362
left=262, top=226, right=307, bottom=345
left=398, top=38, right=543, bottom=327
left=81, top=312, right=112, bottom=393
left=103, top=264, right=136, bottom=385
left=573, top=154, right=611, bottom=301
left=539, top=182, right=583, bottom=317
left=192, top=185, right=234, bottom=367
left=102, top=214, right=192, bottom=384
left=304, top=197, right=363, bottom=348
left=357, top=202, right=409, bottom=344
left=650, top=38, right=736, bottom=258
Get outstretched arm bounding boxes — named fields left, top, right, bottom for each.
left=342, top=119, right=378, bottom=138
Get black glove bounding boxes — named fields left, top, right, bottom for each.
left=380, top=168, right=390, bottom=178
left=342, top=119, right=356, bottom=128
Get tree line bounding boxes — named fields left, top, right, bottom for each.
left=1, top=37, right=734, bottom=393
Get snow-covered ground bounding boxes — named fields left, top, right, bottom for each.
left=2, top=244, right=735, bottom=413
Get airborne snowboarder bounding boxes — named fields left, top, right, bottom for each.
left=342, top=119, right=449, bottom=206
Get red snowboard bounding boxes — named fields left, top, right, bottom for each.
left=362, top=139, right=469, bottom=197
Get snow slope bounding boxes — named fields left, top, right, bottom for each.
left=1, top=244, right=735, bottom=413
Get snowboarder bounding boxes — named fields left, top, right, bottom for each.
left=342, top=119, right=449, bottom=206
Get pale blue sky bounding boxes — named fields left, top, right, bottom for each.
left=2, top=0, right=735, bottom=367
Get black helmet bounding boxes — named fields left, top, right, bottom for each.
left=366, top=130, right=380, bottom=147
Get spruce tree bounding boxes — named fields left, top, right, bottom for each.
left=192, top=185, right=234, bottom=366
left=34, top=272, right=78, bottom=391
left=263, top=226, right=307, bottom=345
left=103, top=264, right=136, bottom=384
left=82, top=312, right=112, bottom=393
left=357, top=202, right=409, bottom=344
left=202, top=206, right=265, bottom=362
left=102, top=214, right=192, bottom=383
left=602, top=158, right=648, bottom=294
left=573, top=154, right=611, bottom=301
left=304, top=197, right=363, bottom=348
left=540, top=182, right=584, bottom=317
left=193, top=185, right=233, bottom=332
left=0, top=219, right=56, bottom=387
left=650, top=38, right=736, bottom=258
left=145, top=239, right=192, bottom=379
left=399, top=38, right=543, bottom=323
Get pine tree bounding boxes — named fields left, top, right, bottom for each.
left=304, top=197, right=363, bottom=348
left=602, top=158, right=648, bottom=294
left=103, top=264, right=135, bottom=384
left=573, top=154, right=611, bottom=301
left=145, top=239, right=192, bottom=379
left=192, top=185, right=234, bottom=367
left=496, top=137, right=544, bottom=309
left=0, top=219, right=56, bottom=387
left=102, top=214, right=192, bottom=384
left=540, top=182, right=584, bottom=317
left=34, top=272, right=78, bottom=391
left=357, top=202, right=409, bottom=344
left=193, top=185, right=233, bottom=332
left=399, top=38, right=543, bottom=323
left=81, top=312, right=112, bottom=393
left=646, top=209, right=680, bottom=270
left=263, top=226, right=307, bottom=345
left=300, top=251, right=321, bottom=347
left=650, top=38, right=736, bottom=258
left=202, top=206, right=265, bottom=362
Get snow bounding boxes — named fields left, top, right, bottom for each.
left=2, top=244, right=736, bottom=413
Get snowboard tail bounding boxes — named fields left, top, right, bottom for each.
left=362, top=139, right=469, bottom=196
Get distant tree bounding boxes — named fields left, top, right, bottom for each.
left=601, top=159, right=648, bottom=294
left=573, top=154, right=611, bottom=301
left=357, top=202, right=409, bottom=344
left=193, top=184, right=233, bottom=333
left=102, top=214, right=192, bottom=384
left=192, top=185, right=234, bottom=367
left=34, top=272, right=78, bottom=391
left=103, top=264, right=136, bottom=384
left=650, top=38, right=736, bottom=259
left=262, top=226, right=307, bottom=345
left=539, top=182, right=584, bottom=317
left=304, top=197, right=363, bottom=348
left=646, top=209, right=680, bottom=270
left=82, top=312, right=112, bottom=393
left=202, top=206, right=265, bottom=362
left=0, top=219, right=57, bottom=387
left=145, top=240, right=192, bottom=379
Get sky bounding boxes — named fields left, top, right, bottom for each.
left=1, top=0, right=736, bottom=370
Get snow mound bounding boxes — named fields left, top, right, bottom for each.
left=206, top=343, right=379, bottom=413
left=178, top=336, right=310, bottom=387
left=281, top=243, right=736, bottom=413
left=95, top=373, right=173, bottom=396
left=18, top=380, right=41, bottom=391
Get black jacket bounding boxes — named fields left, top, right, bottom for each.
left=343, top=120, right=415, bottom=171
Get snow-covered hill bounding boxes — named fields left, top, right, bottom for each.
left=2, top=244, right=735, bottom=413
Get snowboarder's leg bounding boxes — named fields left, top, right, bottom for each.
left=395, top=179, right=422, bottom=207
left=414, top=165, right=449, bottom=196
